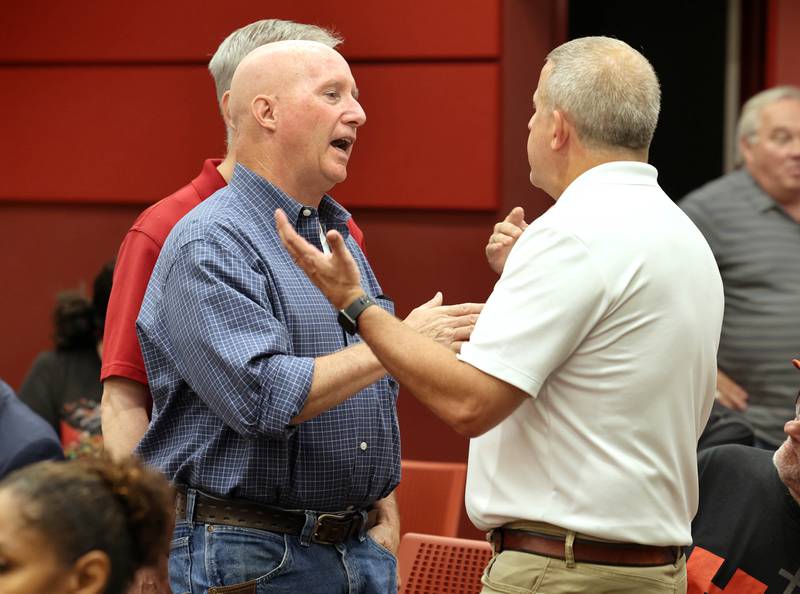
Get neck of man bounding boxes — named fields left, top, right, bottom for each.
left=217, top=153, right=236, bottom=183
left=747, top=168, right=800, bottom=223
left=234, top=144, right=325, bottom=209
left=771, top=188, right=800, bottom=223
left=550, top=145, right=649, bottom=200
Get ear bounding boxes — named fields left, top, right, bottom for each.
left=251, top=94, right=278, bottom=131
left=739, top=135, right=755, bottom=167
left=550, top=109, right=569, bottom=151
left=67, top=550, right=111, bottom=594
left=220, top=90, right=234, bottom=131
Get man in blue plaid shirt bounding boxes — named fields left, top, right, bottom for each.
left=136, top=40, right=480, bottom=593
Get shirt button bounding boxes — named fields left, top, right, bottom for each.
left=360, top=441, right=368, bottom=451
left=302, top=208, right=312, bottom=217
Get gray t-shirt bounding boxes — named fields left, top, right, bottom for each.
left=681, top=169, right=800, bottom=445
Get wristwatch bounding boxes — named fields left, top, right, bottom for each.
left=337, top=294, right=377, bottom=335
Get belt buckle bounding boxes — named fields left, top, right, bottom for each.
left=313, top=513, right=351, bottom=545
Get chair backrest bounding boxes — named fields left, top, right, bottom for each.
left=395, top=459, right=467, bottom=537
left=398, top=532, right=493, bottom=594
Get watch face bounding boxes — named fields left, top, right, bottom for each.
left=337, top=294, right=375, bottom=335
left=337, top=309, right=358, bottom=335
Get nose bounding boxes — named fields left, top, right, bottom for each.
left=528, top=115, right=534, bottom=131
left=346, top=96, right=367, bottom=128
left=789, top=135, right=800, bottom=156
left=786, top=418, right=800, bottom=441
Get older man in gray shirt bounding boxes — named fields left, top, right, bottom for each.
left=681, top=86, right=800, bottom=448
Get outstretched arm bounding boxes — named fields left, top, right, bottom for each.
left=276, top=209, right=526, bottom=437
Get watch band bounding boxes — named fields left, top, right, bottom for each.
left=337, top=294, right=377, bottom=335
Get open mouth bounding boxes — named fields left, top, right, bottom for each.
left=331, top=138, right=353, bottom=153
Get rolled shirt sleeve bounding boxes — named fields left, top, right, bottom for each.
left=160, top=238, right=313, bottom=439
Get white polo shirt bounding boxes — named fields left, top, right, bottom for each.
left=458, top=162, right=723, bottom=546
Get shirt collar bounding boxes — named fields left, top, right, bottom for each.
left=571, top=161, right=658, bottom=188
left=191, top=158, right=226, bottom=200
left=740, top=169, right=782, bottom=214
left=558, top=161, right=658, bottom=205
left=228, top=164, right=352, bottom=234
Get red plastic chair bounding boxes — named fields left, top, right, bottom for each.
left=398, top=532, right=493, bottom=594
left=395, top=460, right=467, bottom=537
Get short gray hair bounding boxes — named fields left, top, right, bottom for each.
left=736, top=85, right=800, bottom=145
left=542, top=36, right=661, bottom=151
left=209, top=19, right=342, bottom=104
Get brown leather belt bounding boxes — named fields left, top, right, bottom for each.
left=175, top=489, right=377, bottom=545
left=493, top=528, right=683, bottom=567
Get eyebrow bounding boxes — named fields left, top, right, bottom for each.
left=321, top=79, right=359, bottom=100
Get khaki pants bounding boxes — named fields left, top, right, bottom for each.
left=480, top=522, right=687, bottom=594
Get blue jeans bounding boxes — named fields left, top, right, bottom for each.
left=169, top=489, right=397, bottom=594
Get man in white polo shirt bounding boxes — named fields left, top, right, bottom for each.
left=276, top=36, right=724, bottom=593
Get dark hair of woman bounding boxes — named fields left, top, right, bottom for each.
left=53, top=260, right=114, bottom=350
left=0, top=455, right=173, bottom=594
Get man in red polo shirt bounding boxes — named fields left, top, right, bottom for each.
left=100, top=20, right=365, bottom=459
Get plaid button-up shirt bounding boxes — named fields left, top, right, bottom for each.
left=136, top=164, right=400, bottom=511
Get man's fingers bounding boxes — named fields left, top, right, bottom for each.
left=494, top=223, right=523, bottom=240
left=435, top=313, right=481, bottom=329
left=275, top=209, right=306, bottom=256
left=716, top=389, right=748, bottom=411
left=442, top=303, right=484, bottom=316
left=275, top=209, right=329, bottom=269
left=449, top=340, right=465, bottom=353
left=450, top=325, right=475, bottom=341
left=326, top=229, right=348, bottom=257
left=417, top=291, right=444, bottom=309
left=505, top=206, right=527, bottom=228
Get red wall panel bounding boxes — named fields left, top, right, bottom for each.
left=1, top=66, right=223, bottom=203
left=1, top=63, right=499, bottom=209
left=339, top=63, right=500, bottom=210
left=766, top=0, right=800, bottom=86
left=0, top=0, right=500, bottom=63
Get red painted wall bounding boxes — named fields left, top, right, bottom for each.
left=0, top=0, right=557, bottom=538
left=766, top=0, right=800, bottom=86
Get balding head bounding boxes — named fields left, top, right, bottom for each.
left=228, top=40, right=343, bottom=136
left=226, top=40, right=366, bottom=204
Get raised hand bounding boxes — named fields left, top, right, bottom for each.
left=486, top=206, right=528, bottom=275
left=275, top=208, right=363, bottom=309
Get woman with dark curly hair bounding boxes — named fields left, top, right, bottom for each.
left=0, top=455, right=173, bottom=594
left=19, top=260, right=114, bottom=458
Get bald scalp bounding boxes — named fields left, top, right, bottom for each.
left=228, top=40, right=343, bottom=133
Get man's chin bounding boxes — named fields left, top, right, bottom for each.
left=324, top=166, right=348, bottom=187
left=774, top=441, right=800, bottom=493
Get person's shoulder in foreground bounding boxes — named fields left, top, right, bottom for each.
left=0, top=379, right=63, bottom=480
